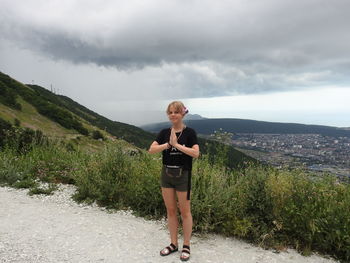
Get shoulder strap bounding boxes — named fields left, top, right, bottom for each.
left=187, top=169, right=192, bottom=200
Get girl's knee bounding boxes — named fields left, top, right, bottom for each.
left=166, top=207, right=178, bottom=217
left=180, top=209, right=192, bottom=220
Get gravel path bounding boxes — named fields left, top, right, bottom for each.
left=0, top=184, right=339, bottom=263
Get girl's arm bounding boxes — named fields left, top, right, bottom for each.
left=173, top=143, right=200, bottom=158
left=169, top=128, right=200, bottom=158
left=148, top=141, right=170, bottom=154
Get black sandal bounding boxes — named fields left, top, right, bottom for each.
left=160, top=243, right=178, bottom=256
left=180, top=245, right=190, bottom=261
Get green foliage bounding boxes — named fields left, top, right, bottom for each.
left=28, top=183, right=58, bottom=195
left=0, top=80, right=22, bottom=110
left=266, top=170, right=350, bottom=259
left=197, top=129, right=259, bottom=169
left=12, top=178, right=37, bottom=189
left=35, top=100, right=88, bottom=135
left=14, top=118, right=21, bottom=127
left=1, top=125, right=49, bottom=154
left=208, top=128, right=231, bottom=167
left=192, top=157, right=350, bottom=261
left=0, top=152, right=25, bottom=186
left=72, top=143, right=165, bottom=218
left=92, top=129, right=104, bottom=140
left=0, top=116, right=12, bottom=130
left=0, top=117, right=13, bottom=149
left=28, top=149, right=78, bottom=184
left=191, top=157, right=272, bottom=237
left=0, top=138, right=84, bottom=190
left=65, top=141, right=76, bottom=152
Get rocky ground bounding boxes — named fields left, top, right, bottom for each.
left=0, top=184, right=339, bottom=263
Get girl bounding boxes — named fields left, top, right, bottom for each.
left=148, top=101, right=200, bottom=261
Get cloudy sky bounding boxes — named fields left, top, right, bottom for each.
left=1, top=0, right=349, bottom=127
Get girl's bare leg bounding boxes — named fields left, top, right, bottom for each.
left=176, top=190, right=192, bottom=246
left=161, top=187, right=179, bottom=246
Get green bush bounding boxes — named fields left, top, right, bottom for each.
left=0, top=80, right=22, bottom=110
left=72, top=143, right=165, bottom=217
left=266, top=170, right=350, bottom=259
left=92, top=130, right=104, bottom=140
left=2, top=126, right=48, bottom=154
left=14, top=118, right=21, bottom=127
left=0, top=141, right=84, bottom=189
left=0, top=148, right=34, bottom=186
left=28, top=183, right=58, bottom=195
left=0, top=117, right=13, bottom=149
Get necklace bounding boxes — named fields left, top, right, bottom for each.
left=172, top=124, right=186, bottom=141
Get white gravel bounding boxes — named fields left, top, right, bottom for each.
left=0, top=184, right=339, bottom=263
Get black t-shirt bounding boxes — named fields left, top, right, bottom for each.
left=155, top=126, right=198, bottom=171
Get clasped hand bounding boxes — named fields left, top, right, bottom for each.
left=169, top=128, right=178, bottom=147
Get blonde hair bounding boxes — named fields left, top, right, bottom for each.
left=166, top=101, right=188, bottom=116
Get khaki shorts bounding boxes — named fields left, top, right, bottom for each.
left=160, top=165, right=189, bottom=192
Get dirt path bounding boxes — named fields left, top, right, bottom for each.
left=0, top=184, right=339, bottom=263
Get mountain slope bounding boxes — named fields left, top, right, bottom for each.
left=26, top=83, right=155, bottom=149
left=0, top=96, right=77, bottom=138
left=0, top=71, right=154, bottom=149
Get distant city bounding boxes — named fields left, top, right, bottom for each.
left=231, top=133, right=350, bottom=178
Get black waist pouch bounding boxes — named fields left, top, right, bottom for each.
left=165, top=165, right=183, bottom=178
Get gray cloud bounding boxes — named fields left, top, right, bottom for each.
left=1, top=0, right=350, bottom=98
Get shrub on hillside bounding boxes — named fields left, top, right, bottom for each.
left=72, top=143, right=164, bottom=217
left=0, top=141, right=84, bottom=189
left=36, top=103, right=89, bottom=135
left=0, top=80, right=22, bottom=110
left=11, top=128, right=47, bottom=154
left=92, top=130, right=104, bottom=140
left=14, top=118, right=21, bottom=127
left=0, top=117, right=13, bottom=149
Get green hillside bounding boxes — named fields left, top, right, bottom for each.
left=0, top=96, right=78, bottom=137
left=25, top=84, right=156, bottom=148
left=0, top=71, right=155, bottom=149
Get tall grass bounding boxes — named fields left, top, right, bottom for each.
left=0, top=140, right=84, bottom=193
left=191, top=160, right=350, bottom=261
left=0, top=139, right=349, bottom=262
left=72, top=142, right=165, bottom=218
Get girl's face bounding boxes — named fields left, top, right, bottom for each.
left=167, top=106, right=183, bottom=124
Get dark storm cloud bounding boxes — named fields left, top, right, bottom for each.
left=1, top=0, right=350, bottom=97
